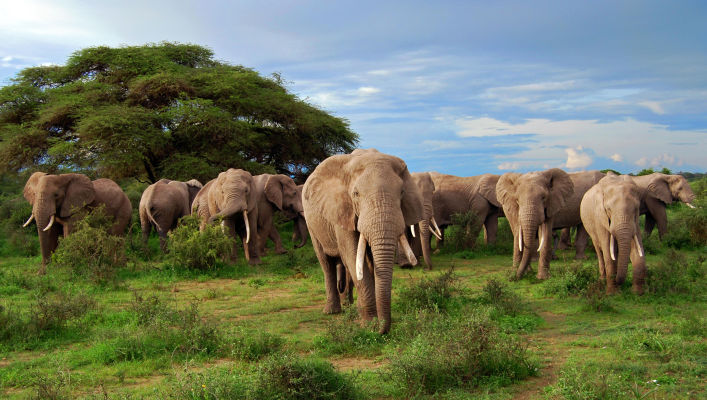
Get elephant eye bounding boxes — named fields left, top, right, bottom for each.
left=353, top=190, right=359, bottom=197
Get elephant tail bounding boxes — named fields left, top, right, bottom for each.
left=145, top=203, right=163, bottom=232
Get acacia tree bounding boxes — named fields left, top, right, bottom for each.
left=0, top=43, right=357, bottom=183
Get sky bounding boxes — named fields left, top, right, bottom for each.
left=1, top=0, right=705, bottom=175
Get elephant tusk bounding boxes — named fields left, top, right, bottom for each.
left=634, top=234, right=644, bottom=257
left=399, top=234, right=417, bottom=267
left=610, top=233, right=616, bottom=261
left=220, top=220, right=226, bottom=234
left=43, top=215, right=55, bottom=232
left=243, top=210, right=251, bottom=244
left=355, top=233, right=367, bottom=281
left=410, top=224, right=416, bottom=238
left=431, top=222, right=443, bottom=240
left=686, top=203, right=696, bottom=209
left=23, top=214, right=34, bottom=227
left=431, top=217, right=443, bottom=238
left=518, top=225, right=523, bottom=251
left=537, top=223, right=545, bottom=252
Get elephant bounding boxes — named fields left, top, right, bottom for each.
left=291, top=184, right=309, bottom=248
left=429, top=172, right=501, bottom=247
left=302, top=148, right=423, bottom=334
left=192, top=168, right=261, bottom=265
left=496, top=168, right=574, bottom=280
left=580, top=174, right=646, bottom=294
left=399, top=172, right=441, bottom=269
left=22, top=172, right=132, bottom=274
left=139, top=178, right=203, bottom=252
left=630, top=173, right=696, bottom=239
left=252, top=174, right=304, bottom=255
left=550, top=170, right=606, bottom=259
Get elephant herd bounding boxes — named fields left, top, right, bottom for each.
left=21, top=149, right=697, bottom=333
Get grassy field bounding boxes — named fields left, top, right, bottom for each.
left=0, top=213, right=705, bottom=399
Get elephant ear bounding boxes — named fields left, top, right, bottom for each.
left=23, top=171, right=47, bottom=205
left=479, top=174, right=501, bottom=207
left=647, top=175, right=672, bottom=204
left=185, top=179, right=203, bottom=208
left=546, top=168, right=574, bottom=217
left=60, top=174, right=95, bottom=217
left=264, top=175, right=284, bottom=210
left=401, top=169, right=424, bottom=226
left=304, top=155, right=357, bottom=231
left=496, top=173, right=520, bottom=216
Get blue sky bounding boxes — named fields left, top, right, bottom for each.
left=1, top=0, right=705, bottom=175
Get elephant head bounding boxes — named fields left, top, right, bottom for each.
left=264, top=174, right=303, bottom=220
left=304, top=148, right=424, bottom=334
left=581, top=175, right=645, bottom=293
left=645, top=173, right=696, bottom=207
left=497, top=168, right=574, bottom=279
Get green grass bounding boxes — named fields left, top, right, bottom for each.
left=0, top=214, right=705, bottom=399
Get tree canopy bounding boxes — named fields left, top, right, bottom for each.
left=0, top=42, right=358, bottom=183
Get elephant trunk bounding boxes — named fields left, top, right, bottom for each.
left=515, top=213, right=540, bottom=278
left=611, top=217, right=633, bottom=285
left=34, top=195, right=56, bottom=233
left=293, top=214, right=308, bottom=248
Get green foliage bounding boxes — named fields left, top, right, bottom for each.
left=161, top=366, right=251, bottom=399
left=228, top=327, right=285, bottom=361
left=0, top=172, right=38, bottom=257
left=166, top=215, right=235, bottom=270
left=0, top=42, right=358, bottom=182
left=582, top=280, right=615, bottom=312
left=549, top=363, right=659, bottom=400
left=600, top=168, right=621, bottom=175
left=314, top=306, right=386, bottom=356
left=252, top=353, right=362, bottom=400
left=396, top=268, right=463, bottom=314
left=387, top=311, right=536, bottom=397
left=542, top=261, right=598, bottom=297
left=645, top=250, right=705, bottom=296
left=444, top=211, right=482, bottom=251
left=51, top=206, right=126, bottom=283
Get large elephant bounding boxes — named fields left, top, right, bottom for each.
left=192, top=168, right=261, bottom=265
left=550, top=170, right=606, bottom=259
left=631, top=173, right=696, bottom=239
left=400, top=172, right=441, bottom=269
left=22, top=172, right=132, bottom=274
left=252, top=174, right=304, bottom=255
left=496, top=168, right=574, bottom=279
left=303, top=149, right=423, bottom=334
left=429, top=172, right=501, bottom=247
left=581, top=174, right=645, bottom=294
left=139, top=178, right=203, bottom=252
left=291, top=184, right=309, bottom=248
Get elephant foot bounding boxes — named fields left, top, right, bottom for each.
left=37, top=268, right=47, bottom=276
left=557, top=243, right=569, bottom=250
left=632, top=285, right=644, bottom=295
left=274, top=248, right=288, bottom=255
left=323, top=303, right=342, bottom=314
left=248, top=258, right=262, bottom=266
left=551, top=253, right=558, bottom=260
left=606, top=285, right=619, bottom=295
left=574, top=254, right=587, bottom=260
left=536, top=270, right=549, bottom=280
left=399, top=263, right=413, bottom=269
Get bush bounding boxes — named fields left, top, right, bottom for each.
left=51, top=206, right=126, bottom=283
left=387, top=312, right=536, bottom=396
left=549, top=363, right=658, bottom=400
left=167, top=215, right=235, bottom=270
left=0, top=194, right=38, bottom=257
left=582, top=280, right=614, bottom=313
left=252, top=353, right=362, bottom=400
left=443, top=211, right=482, bottom=251
left=645, top=250, right=705, bottom=296
left=161, top=366, right=251, bottom=400
left=228, top=327, right=284, bottom=361
left=542, top=261, right=598, bottom=297
left=314, top=306, right=385, bottom=356
left=396, top=269, right=463, bottom=314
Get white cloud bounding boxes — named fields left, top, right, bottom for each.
left=638, top=101, right=665, bottom=115
left=565, top=147, right=592, bottom=169
left=421, top=140, right=463, bottom=150
left=610, top=153, right=623, bottom=162
left=357, top=86, right=380, bottom=95
left=635, top=153, right=682, bottom=168
left=498, top=162, right=520, bottom=170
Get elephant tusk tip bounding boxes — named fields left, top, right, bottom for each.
left=686, top=203, right=696, bottom=209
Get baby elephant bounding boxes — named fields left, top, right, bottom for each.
left=580, top=175, right=646, bottom=294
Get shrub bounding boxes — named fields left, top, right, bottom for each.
left=51, top=206, right=126, bottom=283
left=252, top=353, right=362, bottom=400
left=0, top=194, right=39, bottom=257
left=228, top=327, right=284, bottom=361
left=542, top=261, right=598, bottom=297
left=314, top=306, right=385, bottom=356
left=396, top=268, right=463, bottom=314
left=645, top=250, right=704, bottom=296
left=161, top=366, right=251, bottom=400
left=166, top=215, right=235, bottom=270
left=479, top=278, right=524, bottom=316
left=549, top=363, right=658, bottom=400
left=582, top=280, right=614, bottom=313
left=387, top=312, right=536, bottom=396
left=443, top=211, right=482, bottom=251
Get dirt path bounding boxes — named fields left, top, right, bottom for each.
left=513, top=311, right=574, bottom=400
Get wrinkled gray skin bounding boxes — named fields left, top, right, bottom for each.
left=139, top=179, right=203, bottom=252
left=550, top=170, right=606, bottom=259
left=581, top=175, right=646, bottom=294
left=291, top=184, right=309, bottom=248
left=497, top=168, right=574, bottom=280
left=400, top=172, right=437, bottom=269
left=429, top=172, right=501, bottom=247
left=192, top=169, right=261, bottom=265
left=630, top=173, right=697, bottom=239
left=303, top=149, right=424, bottom=334
left=252, top=174, right=304, bottom=255
left=23, top=172, right=132, bottom=274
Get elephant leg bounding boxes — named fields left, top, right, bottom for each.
left=268, top=225, right=287, bottom=254
left=646, top=198, right=668, bottom=239
left=158, top=230, right=168, bottom=253
left=603, top=243, right=618, bottom=294
left=483, top=212, right=499, bottom=245
left=537, top=225, right=553, bottom=280
left=630, top=243, right=646, bottom=295
left=644, top=214, right=656, bottom=238
left=140, top=209, right=151, bottom=245
left=338, top=233, right=376, bottom=321
left=336, top=262, right=354, bottom=306
left=512, top=234, right=521, bottom=269
left=557, top=227, right=571, bottom=250
left=312, top=236, right=342, bottom=314
left=594, top=242, right=605, bottom=280
left=574, top=225, right=589, bottom=260
left=224, top=218, right=239, bottom=263
left=246, top=211, right=262, bottom=265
